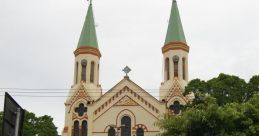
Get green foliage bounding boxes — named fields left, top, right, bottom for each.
left=158, top=95, right=259, bottom=136
left=0, top=111, right=58, bottom=136
left=185, top=73, right=257, bottom=106
left=158, top=74, right=259, bottom=136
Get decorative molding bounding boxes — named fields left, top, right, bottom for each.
left=93, top=86, right=159, bottom=117
left=74, top=46, right=101, bottom=58
left=165, top=79, right=188, bottom=103
left=115, top=96, right=139, bottom=106
left=132, top=124, right=148, bottom=131
left=162, top=42, right=189, bottom=53
left=72, top=112, right=88, bottom=120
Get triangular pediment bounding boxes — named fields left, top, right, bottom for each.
left=92, top=78, right=162, bottom=120
left=115, top=96, right=139, bottom=106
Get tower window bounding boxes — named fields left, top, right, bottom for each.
left=121, top=116, right=131, bottom=136
left=173, top=55, right=179, bottom=78
left=82, top=120, right=88, bottom=136
left=81, top=59, right=87, bottom=82
left=75, top=62, right=78, bottom=84
left=165, top=58, right=170, bottom=81
left=73, top=121, right=79, bottom=136
left=90, top=61, right=95, bottom=83
left=75, top=103, right=87, bottom=117
left=136, top=128, right=144, bottom=136
left=108, top=127, right=116, bottom=136
left=182, top=57, right=186, bottom=80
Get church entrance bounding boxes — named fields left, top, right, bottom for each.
left=121, top=116, right=131, bottom=136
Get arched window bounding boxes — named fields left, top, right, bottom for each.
left=108, top=127, right=116, bottom=136
left=173, top=56, right=179, bottom=78
left=165, top=58, right=170, bottom=81
left=82, top=121, right=88, bottom=136
left=75, top=62, right=78, bottom=84
left=169, top=101, right=181, bottom=114
left=121, top=116, right=131, bottom=136
left=97, top=64, right=100, bottom=85
left=81, top=59, right=87, bottom=82
left=182, top=58, right=186, bottom=80
left=90, top=61, right=95, bottom=83
left=73, top=121, right=79, bottom=136
left=136, top=128, right=144, bottom=136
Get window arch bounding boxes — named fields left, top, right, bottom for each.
left=121, top=116, right=131, bottom=136
left=182, top=57, right=186, bottom=80
left=169, top=101, right=181, bottom=114
left=108, top=127, right=116, bottom=136
left=165, top=58, right=170, bottom=81
left=82, top=121, right=88, bottom=136
left=73, top=121, right=79, bottom=136
left=136, top=128, right=144, bottom=136
left=90, top=61, right=95, bottom=83
left=81, top=59, right=87, bottom=82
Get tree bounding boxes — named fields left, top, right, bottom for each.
left=185, top=73, right=255, bottom=106
left=158, top=74, right=259, bottom=136
left=158, top=95, right=259, bottom=136
left=0, top=111, right=58, bottom=136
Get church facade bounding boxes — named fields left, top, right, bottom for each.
left=62, top=1, right=193, bottom=136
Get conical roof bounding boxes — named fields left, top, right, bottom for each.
left=164, top=0, right=186, bottom=45
left=77, top=3, right=98, bottom=49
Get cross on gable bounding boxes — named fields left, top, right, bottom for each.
left=75, top=103, right=87, bottom=116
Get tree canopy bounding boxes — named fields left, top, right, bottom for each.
left=158, top=74, right=259, bottom=136
left=0, top=110, right=58, bottom=136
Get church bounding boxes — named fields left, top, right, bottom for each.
left=62, top=0, right=193, bottom=136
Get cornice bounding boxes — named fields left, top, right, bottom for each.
left=162, top=42, right=189, bottom=53
left=74, top=46, right=102, bottom=58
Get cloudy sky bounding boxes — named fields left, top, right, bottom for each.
left=1, top=0, right=259, bottom=134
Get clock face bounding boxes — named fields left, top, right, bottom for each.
left=81, top=59, right=87, bottom=66
left=173, top=55, right=179, bottom=62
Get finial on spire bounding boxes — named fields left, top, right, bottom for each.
left=87, top=0, right=92, bottom=5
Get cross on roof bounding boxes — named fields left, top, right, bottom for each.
left=75, top=103, right=87, bottom=117
left=123, top=66, right=131, bottom=77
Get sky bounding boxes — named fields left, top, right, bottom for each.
left=0, top=0, right=259, bottom=134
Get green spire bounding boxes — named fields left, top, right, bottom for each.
left=164, top=0, right=186, bottom=45
left=77, top=3, right=98, bottom=48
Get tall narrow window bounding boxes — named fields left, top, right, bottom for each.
left=173, top=56, right=179, bottom=78
left=75, top=62, right=78, bottom=84
left=97, top=64, right=100, bottom=85
left=136, top=128, right=144, bottom=136
left=108, top=127, right=116, bottom=136
left=121, top=116, right=131, bottom=136
left=74, top=121, right=79, bottom=136
left=82, top=121, right=88, bottom=136
left=81, top=59, right=87, bottom=82
left=165, top=58, right=170, bottom=81
left=90, top=61, right=95, bottom=83
left=182, top=58, right=186, bottom=80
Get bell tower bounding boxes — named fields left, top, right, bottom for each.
left=160, top=0, right=190, bottom=106
left=73, top=2, right=102, bottom=100
left=62, top=2, right=101, bottom=136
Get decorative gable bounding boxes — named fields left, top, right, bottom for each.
left=165, top=79, right=188, bottom=102
left=65, top=84, right=92, bottom=112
